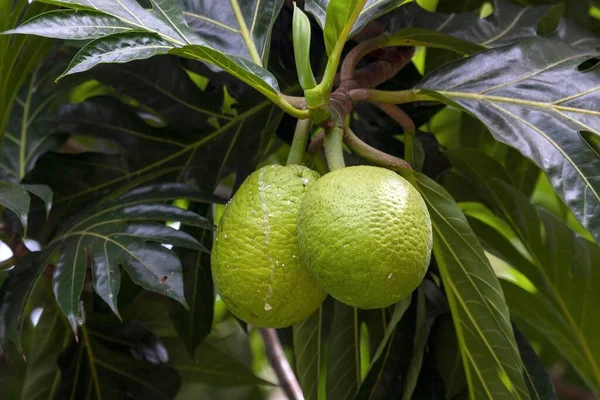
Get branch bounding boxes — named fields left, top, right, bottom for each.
left=260, top=328, right=304, bottom=400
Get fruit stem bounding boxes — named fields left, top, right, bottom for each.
left=260, top=328, right=305, bottom=400
left=287, top=119, right=312, bottom=165
left=375, top=103, right=416, bottom=167
left=344, top=126, right=412, bottom=172
left=324, top=125, right=346, bottom=171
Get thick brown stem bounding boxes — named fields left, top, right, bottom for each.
left=260, top=328, right=304, bottom=400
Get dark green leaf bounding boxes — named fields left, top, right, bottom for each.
left=179, top=0, right=284, bottom=67
left=57, top=319, right=181, bottom=399
left=0, top=2, right=52, bottom=148
left=430, top=314, right=467, bottom=399
left=0, top=182, right=30, bottom=231
left=19, top=305, right=70, bottom=400
left=169, top=338, right=270, bottom=387
left=169, top=206, right=214, bottom=357
left=385, top=0, right=600, bottom=49
left=415, top=173, right=528, bottom=399
left=488, top=182, right=600, bottom=395
left=294, top=305, right=325, bottom=400
left=327, top=300, right=361, bottom=400
left=354, top=297, right=414, bottom=400
left=0, top=251, right=53, bottom=350
left=12, top=0, right=285, bottom=95
left=60, top=32, right=173, bottom=78
left=48, top=183, right=212, bottom=332
left=5, top=10, right=133, bottom=39
left=418, top=39, right=600, bottom=244
left=2, top=60, right=69, bottom=183
left=513, top=323, right=558, bottom=400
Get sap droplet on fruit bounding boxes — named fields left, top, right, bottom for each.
left=264, top=303, right=272, bottom=311
left=388, top=273, right=393, bottom=279
left=224, top=234, right=228, bottom=239
left=301, top=177, right=309, bottom=186
left=286, top=200, right=291, bottom=205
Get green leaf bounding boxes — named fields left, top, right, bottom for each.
left=169, top=338, right=270, bottom=387
left=294, top=305, right=325, bottom=400
left=48, top=183, right=212, bottom=332
left=19, top=304, right=70, bottom=400
left=354, top=297, right=413, bottom=400
left=2, top=60, right=69, bottom=182
left=179, top=0, right=284, bottom=67
left=414, top=173, right=528, bottom=399
left=169, top=206, right=214, bottom=357
left=0, top=251, right=53, bottom=350
left=0, top=2, right=52, bottom=148
left=429, top=314, right=467, bottom=399
left=57, top=319, right=181, bottom=399
left=417, top=39, right=600, bottom=244
left=305, top=0, right=406, bottom=44
left=321, top=0, right=365, bottom=55
left=385, top=0, right=600, bottom=50
left=293, top=4, right=317, bottom=90
left=60, top=32, right=173, bottom=78
left=489, top=182, right=600, bottom=395
left=4, top=10, right=133, bottom=39
left=10, top=0, right=285, bottom=96
left=327, top=300, right=361, bottom=400
left=0, top=182, right=30, bottom=232
left=169, top=45, right=280, bottom=97
left=513, top=323, right=558, bottom=400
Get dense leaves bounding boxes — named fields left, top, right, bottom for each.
left=2, top=0, right=600, bottom=398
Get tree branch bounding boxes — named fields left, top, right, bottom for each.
left=260, top=328, right=304, bottom=400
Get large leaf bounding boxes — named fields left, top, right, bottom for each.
left=0, top=182, right=52, bottom=234
left=47, top=91, right=282, bottom=202
left=327, top=300, right=361, bottom=400
left=417, top=38, right=600, bottom=244
left=169, top=204, right=214, bottom=357
left=179, top=0, right=284, bottom=67
left=305, top=0, right=406, bottom=47
left=8, top=0, right=282, bottom=97
left=169, top=338, right=270, bottom=387
left=2, top=56, right=70, bottom=183
left=446, top=148, right=600, bottom=394
left=354, top=297, right=413, bottom=400
left=48, top=183, right=215, bottom=332
left=414, top=173, right=528, bottom=399
left=56, top=318, right=181, bottom=399
left=384, top=0, right=600, bottom=50
left=0, top=1, right=52, bottom=147
left=0, top=251, right=54, bottom=350
left=19, top=304, right=70, bottom=400
left=294, top=305, right=326, bottom=400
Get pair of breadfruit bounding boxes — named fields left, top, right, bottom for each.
left=211, top=165, right=433, bottom=328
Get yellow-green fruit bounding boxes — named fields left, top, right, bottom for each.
left=297, top=166, right=432, bottom=309
left=211, top=164, right=326, bottom=328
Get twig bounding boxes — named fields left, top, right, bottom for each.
left=260, top=328, right=304, bottom=400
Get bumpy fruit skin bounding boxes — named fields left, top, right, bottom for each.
left=211, top=164, right=326, bottom=328
left=297, top=166, right=432, bottom=309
